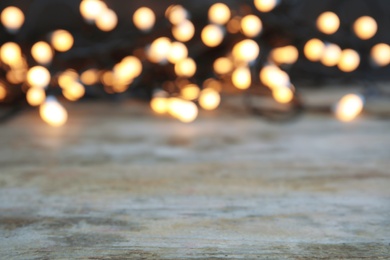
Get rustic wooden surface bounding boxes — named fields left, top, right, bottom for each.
left=0, top=102, right=390, bottom=259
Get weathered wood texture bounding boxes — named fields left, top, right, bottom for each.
left=0, top=102, right=389, bottom=259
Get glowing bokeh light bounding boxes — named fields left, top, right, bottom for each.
left=317, top=12, right=340, bottom=35
left=201, top=24, right=224, bottom=47
left=1, top=6, right=24, bottom=33
left=51, top=30, right=74, bottom=52
left=353, top=16, right=377, bottom=40
left=27, top=66, right=51, bottom=88
left=133, top=7, right=155, bottom=31
left=335, top=94, right=364, bottom=122
left=31, top=41, right=53, bottom=65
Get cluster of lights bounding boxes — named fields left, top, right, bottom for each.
left=0, top=1, right=387, bottom=126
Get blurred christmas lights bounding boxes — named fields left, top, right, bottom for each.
left=0, top=0, right=389, bottom=126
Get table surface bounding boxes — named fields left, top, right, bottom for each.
left=0, top=102, right=389, bottom=259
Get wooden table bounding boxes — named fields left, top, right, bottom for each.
left=0, top=102, right=389, bottom=259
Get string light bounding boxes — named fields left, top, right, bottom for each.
left=62, top=81, right=85, bottom=101
left=321, top=43, right=342, bottom=67
left=0, top=42, right=22, bottom=66
left=151, top=96, right=169, bottom=114
left=80, top=69, right=99, bottom=85
left=371, top=43, right=390, bottom=67
left=317, top=12, right=340, bottom=35
left=167, top=98, right=198, bottom=123
left=254, top=0, right=278, bottom=13
left=208, top=3, right=231, bottom=25
left=232, top=67, right=251, bottom=90
left=272, top=86, right=293, bottom=104
left=95, top=9, right=118, bottom=32
left=167, top=42, right=188, bottom=64
left=304, top=38, right=325, bottom=62
left=51, top=30, right=74, bottom=52
left=201, top=24, right=224, bottom=47
left=0, top=2, right=387, bottom=126
left=148, top=37, right=172, bottom=63
left=213, top=57, right=234, bottom=75
left=199, top=88, right=221, bottom=110
left=166, top=5, right=188, bottom=25
left=241, top=15, right=262, bottom=38
left=337, top=49, right=360, bottom=72
left=79, top=0, right=106, bottom=22
left=260, top=65, right=290, bottom=89
left=270, top=45, right=299, bottom=65
left=31, top=41, right=53, bottom=65
left=232, top=39, right=260, bottom=63
left=180, top=84, right=200, bottom=100
left=353, top=16, right=377, bottom=40
left=0, top=6, right=24, bottom=33
left=26, top=87, right=45, bottom=106
left=172, top=20, right=195, bottom=42
left=335, top=94, right=364, bottom=122
left=27, top=66, right=51, bottom=88
left=39, top=97, right=68, bottom=127
left=133, top=7, right=155, bottom=32
left=174, top=57, right=197, bottom=77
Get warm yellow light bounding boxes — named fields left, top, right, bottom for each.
left=168, top=98, right=198, bottom=123
left=114, top=56, right=142, bottom=84
left=31, top=41, right=53, bottom=65
left=321, top=44, right=341, bottom=67
left=259, top=65, right=290, bottom=89
left=213, top=57, right=233, bottom=75
left=199, top=88, right=220, bottom=110
left=80, top=0, right=106, bottom=22
left=62, top=81, right=85, bottom=101
left=241, top=15, right=262, bottom=38
left=270, top=45, right=299, bottom=65
left=254, top=0, right=278, bottom=12
left=58, top=70, right=78, bottom=88
left=0, top=84, right=7, bottom=101
left=316, top=12, right=340, bottom=35
left=148, top=37, right=172, bottom=63
left=371, top=43, right=390, bottom=67
left=1, top=6, right=24, bottom=32
left=26, top=87, right=45, bottom=106
left=80, top=69, right=98, bottom=85
left=6, top=70, right=25, bottom=84
left=101, top=70, right=114, bottom=86
left=201, top=24, right=224, bottom=47
left=40, top=97, right=68, bottom=127
left=27, top=66, right=51, bottom=88
left=353, top=16, right=377, bottom=40
left=338, top=49, right=360, bottom=72
left=166, top=5, right=188, bottom=25
left=232, top=67, right=251, bottom=90
left=208, top=3, right=231, bottom=25
left=175, top=58, right=197, bottom=78
left=151, top=96, right=169, bottom=114
left=227, top=16, right=241, bottom=34
left=0, top=42, right=22, bottom=66
left=168, top=42, right=188, bottom=64
left=335, top=94, right=364, bottom=122
left=204, top=78, right=223, bottom=92
left=51, top=30, right=74, bottom=52
left=133, top=7, right=155, bottom=32
left=232, top=39, right=260, bottom=63
left=95, top=9, right=117, bottom=32
left=172, top=20, right=195, bottom=42
left=304, top=38, right=325, bottom=62
left=272, top=86, right=293, bottom=104
left=181, top=84, right=200, bottom=100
